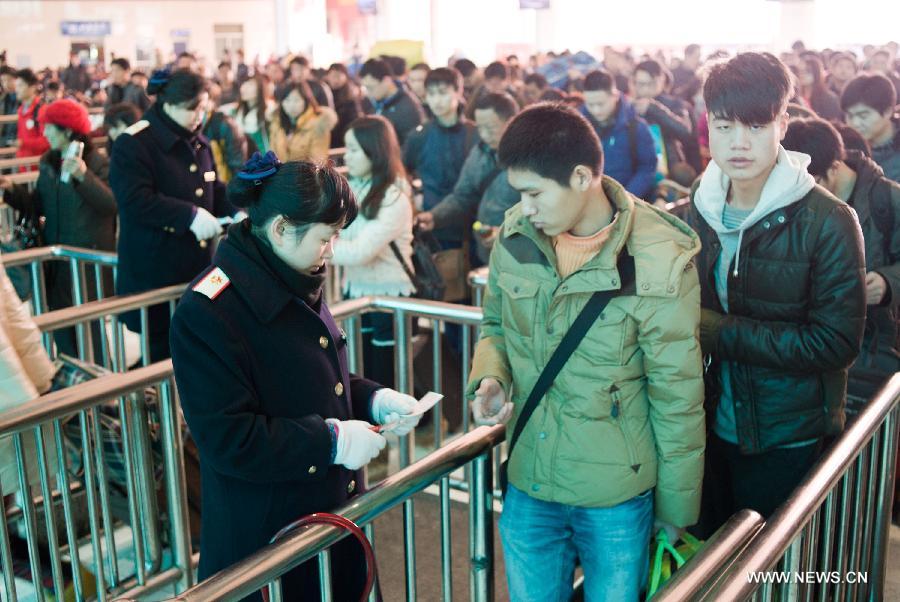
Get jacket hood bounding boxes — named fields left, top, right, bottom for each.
left=694, top=146, right=816, bottom=276
left=504, top=176, right=700, bottom=297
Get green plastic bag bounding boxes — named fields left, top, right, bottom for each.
left=646, top=529, right=703, bottom=598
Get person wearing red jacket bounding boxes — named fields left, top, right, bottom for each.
left=14, top=68, right=48, bottom=164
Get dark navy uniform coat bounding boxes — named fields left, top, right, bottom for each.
left=110, top=103, right=235, bottom=332
left=170, top=224, right=382, bottom=601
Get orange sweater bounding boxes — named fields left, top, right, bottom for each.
left=552, top=213, right=619, bottom=278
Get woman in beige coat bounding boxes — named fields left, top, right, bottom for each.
left=268, top=80, right=338, bottom=163
left=1, top=251, right=57, bottom=499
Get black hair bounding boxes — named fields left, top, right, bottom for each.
left=524, top=73, right=548, bottom=89
left=327, top=62, right=349, bottom=76
left=346, top=116, right=407, bottom=219
left=834, top=122, right=871, bottom=157
left=582, top=69, right=616, bottom=93
left=539, top=88, right=566, bottom=102
left=782, top=118, right=845, bottom=179
left=840, top=73, right=897, bottom=114
left=424, top=67, right=461, bottom=91
left=177, top=51, right=196, bottom=61
left=104, top=102, right=141, bottom=130
left=217, top=61, right=231, bottom=71
left=634, top=59, right=664, bottom=79
left=498, top=102, right=603, bottom=186
left=290, top=56, right=310, bottom=68
left=453, top=59, right=477, bottom=78
left=473, top=92, right=519, bottom=121
left=148, top=68, right=208, bottom=108
left=359, top=58, right=392, bottom=81
left=15, top=68, right=39, bottom=87
left=276, top=80, right=319, bottom=133
left=46, top=81, right=62, bottom=92
left=0, top=65, right=16, bottom=77
left=410, top=62, right=430, bottom=73
left=238, top=74, right=268, bottom=128
left=704, top=52, right=793, bottom=125
left=484, top=61, right=508, bottom=81
left=228, top=161, right=358, bottom=233
left=829, top=52, right=857, bottom=72
left=111, top=58, right=131, bottom=71
left=381, top=55, right=407, bottom=77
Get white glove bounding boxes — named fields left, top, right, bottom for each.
left=326, top=419, right=386, bottom=470
left=371, top=388, right=421, bottom=436
left=472, top=378, right=513, bottom=425
left=232, top=210, right=248, bottom=223
left=189, top=207, right=223, bottom=241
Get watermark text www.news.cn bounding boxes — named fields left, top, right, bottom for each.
left=747, top=571, right=868, bottom=585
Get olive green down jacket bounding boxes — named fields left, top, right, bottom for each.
left=467, top=176, right=706, bottom=527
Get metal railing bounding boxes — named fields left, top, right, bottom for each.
left=147, top=424, right=504, bottom=602
left=2, top=245, right=118, bottom=316
left=34, top=284, right=187, bottom=370
left=0, top=361, right=194, bottom=602
left=0, top=108, right=103, bottom=126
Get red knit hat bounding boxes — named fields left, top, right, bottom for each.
left=40, top=99, right=92, bottom=136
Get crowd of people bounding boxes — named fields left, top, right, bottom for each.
left=1, top=38, right=900, bottom=601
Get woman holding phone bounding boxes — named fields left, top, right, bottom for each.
left=0, top=98, right=115, bottom=358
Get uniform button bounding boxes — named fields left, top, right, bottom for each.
left=347, top=480, right=356, bottom=493
left=561, top=285, right=568, bottom=292
left=642, top=283, right=650, bottom=290
left=777, top=216, right=786, bottom=224
left=600, top=312, right=606, bottom=320
left=763, top=222, right=770, bottom=229
left=547, top=326, right=554, bottom=335
left=308, top=465, right=317, bottom=475
left=319, top=336, right=329, bottom=349
left=513, top=286, right=520, bottom=293
left=531, top=484, right=540, bottom=492
left=195, top=188, right=203, bottom=197
left=539, top=432, right=547, bottom=440
left=334, top=382, right=344, bottom=396
left=611, top=279, right=618, bottom=286
left=189, top=164, right=198, bottom=173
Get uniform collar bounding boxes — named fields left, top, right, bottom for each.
left=146, top=103, right=210, bottom=152
left=214, top=223, right=321, bottom=324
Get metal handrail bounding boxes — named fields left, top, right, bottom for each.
left=331, top=294, right=482, bottom=326
left=0, top=361, right=173, bottom=436
left=151, top=424, right=505, bottom=602
left=33, top=284, right=186, bottom=332
left=653, top=509, right=766, bottom=600
left=2, top=244, right=118, bottom=268
left=4, top=171, right=38, bottom=186
left=0, top=108, right=103, bottom=126
left=705, top=373, right=900, bottom=600
left=0, top=156, right=41, bottom=170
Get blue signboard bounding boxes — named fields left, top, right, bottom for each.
left=60, top=21, right=111, bottom=37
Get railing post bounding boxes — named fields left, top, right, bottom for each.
left=469, top=452, right=494, bottom=602
left=870, top=406, right=899, bottom=598
left=160, top=379, right=194, bottom=592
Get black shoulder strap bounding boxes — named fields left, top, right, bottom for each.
left=475, top=149, right=503, bottom=202
left=871, top=179, right=896, bottom=263
left=389, top=240, right=417, bottom=283
left=506, top=252, right=637, bottom=462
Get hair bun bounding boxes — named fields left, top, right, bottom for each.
left=227, top=151, right=283, bottom=209
left=147, top=68, right=172, bottom=95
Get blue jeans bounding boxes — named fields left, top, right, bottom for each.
left=499, top=485, right=653, bottom=602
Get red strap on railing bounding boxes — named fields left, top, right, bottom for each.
left=260, top=512, right=376, bottom=602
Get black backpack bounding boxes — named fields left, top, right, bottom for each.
left=389, top=227, right=447, bottom=301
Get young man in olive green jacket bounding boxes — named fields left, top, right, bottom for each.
left=467, top=103, right=705, bottom=601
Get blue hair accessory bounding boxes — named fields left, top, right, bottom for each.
left=149, top=67, right=172, bottom=87
left=237, top=151, right=282, bottom=185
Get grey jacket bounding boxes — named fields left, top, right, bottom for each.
left=430, top=142, right=520, bottom=263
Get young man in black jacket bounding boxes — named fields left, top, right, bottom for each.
left=360, top=58, right=424, bottom=146
left=783, top=117, right=900, bottom=409
left=686, top=53, right=867, bottom=535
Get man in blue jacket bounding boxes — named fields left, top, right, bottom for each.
left=580, top=69, right=659, bottom=200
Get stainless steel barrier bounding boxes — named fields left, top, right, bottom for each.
left=145, top=424, right=504, bottom=602
left=34, top=284, right=187, bottom=370
left=468, top=267, right=488, bottom=307
left=0, top=361, right=194, bottom=602
left=2, top=245, right=118, bottom=317
left=0, top=108, right=103, bottom=126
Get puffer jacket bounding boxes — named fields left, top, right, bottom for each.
left=203, top=110, right=248, bottom=183
left=844, top=150, right=900, bottom=395
left=685, top=184, right=867, bottom=454
left=0, top=254, right=57, bottom=495
left=268, top=106, right=338, bottom=163
left=467, top=177, right=705, bottom=527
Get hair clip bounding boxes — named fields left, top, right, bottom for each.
left=236, top=151, right=282, bottom=185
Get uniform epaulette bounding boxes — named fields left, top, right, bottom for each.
left=192, top=267, right=231, bottom=300
left=123, top=119, right=150, bottom=137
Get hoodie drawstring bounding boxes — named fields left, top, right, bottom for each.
left=732, top=230, right=744, bottom=278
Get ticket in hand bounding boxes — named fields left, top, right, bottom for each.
left=371, top=392, right=443, bottom=433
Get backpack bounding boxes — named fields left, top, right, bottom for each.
left=389, top=228, right=447, bottom=302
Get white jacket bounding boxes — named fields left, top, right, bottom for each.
left=334, top=177, right=415, bottom=298
left=1, top=255, right=57, bottom=495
